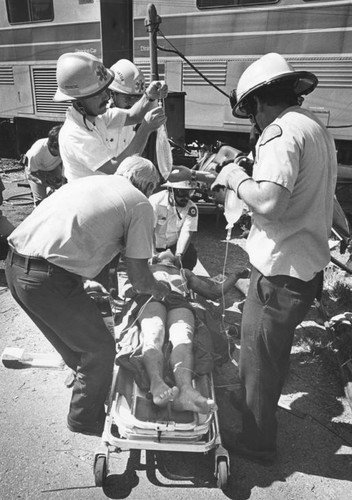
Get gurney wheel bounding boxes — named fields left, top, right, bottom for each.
left=216, top=458, right=229, bottom=491
left=94, top=454, right=107, bottom=487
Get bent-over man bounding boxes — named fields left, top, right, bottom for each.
left=5, top=156, right=169, bottom=437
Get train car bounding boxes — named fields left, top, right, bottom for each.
left=0, top=0, right=352, bottom=163
left=134, top=0, right=352, bottom=162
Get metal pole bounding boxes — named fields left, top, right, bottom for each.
left=143, top=4, right=162, bottom=163
left=145, top=3, right=161, bottom=81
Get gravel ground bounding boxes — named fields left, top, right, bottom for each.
left=0, top=162, right=352, bottom=500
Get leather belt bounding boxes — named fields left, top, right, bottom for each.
left=8, top=248, right=52, bottom=272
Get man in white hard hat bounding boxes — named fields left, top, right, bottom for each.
left=109, top=58, right=146, bottom=110
left=54, top=51, right=167, bottom=182
left=212, top=52, right=337, bottom=464
left=5, top=156, right=170, bottom=437
left=109, top=59, right=147, bottom=153
left=149, top=179, right=199, bottom=270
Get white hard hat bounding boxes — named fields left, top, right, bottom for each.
left=163, top=180, right=197, bottom=190
left=232, top=53, right=318, bottom=118
left=53, top=52, right=114, bottom=102
left=109, top=59, right=145, bottom=95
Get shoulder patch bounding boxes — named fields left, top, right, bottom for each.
left=259, top=124, right=283, bottom=146
left=188, top=206, right=198, bottom=217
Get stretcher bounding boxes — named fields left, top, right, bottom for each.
left=93, top=298, right=230, bottom=491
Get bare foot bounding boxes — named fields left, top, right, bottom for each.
left=150, top=382, right=179, bottom=407
left=172, top=386, right=218, bottom=414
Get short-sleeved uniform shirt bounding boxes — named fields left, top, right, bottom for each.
left=246, top=106, right=337, bottom=281
left=8, top=176, right=154, bottom=278
left=118, top=125, right=135, bottom=152
left=59, top=106, right=127, bottom=181
left=26, top=138, right=62, bottom=173
left=149, top=189, right=198, bottom=249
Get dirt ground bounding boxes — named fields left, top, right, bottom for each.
left=0, top=162, right=352, bottom=500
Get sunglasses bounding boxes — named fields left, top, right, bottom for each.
left=173, top=189, right=195, bottom=197
left=230, top=89, right=251, bottom=116
left=238, top=97, right=257, bottom=117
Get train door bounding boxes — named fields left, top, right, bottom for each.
left=0, top=64, right=33, bottom=119
left=13, top=66, right=34, bottom=116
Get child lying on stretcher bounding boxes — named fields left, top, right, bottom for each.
left=117, top=250, right=249, bottom=415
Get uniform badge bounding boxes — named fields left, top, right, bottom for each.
left=188, top=206, right=197, bottom=217
left=259, top=124, right=282, bottom=146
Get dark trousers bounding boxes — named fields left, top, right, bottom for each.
left=5, top=251, right=116, bottom=428
left=93, top=253, right=120, bottom=298
left=239, top=267, right=322, bottom=452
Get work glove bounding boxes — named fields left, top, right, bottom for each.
left=211, top=162, right=250, bottom=194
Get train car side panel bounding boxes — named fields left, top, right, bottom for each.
left=134, top=0, right=352, bottom=147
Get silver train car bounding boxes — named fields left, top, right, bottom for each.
left=0, top=0, right=351, bottom=162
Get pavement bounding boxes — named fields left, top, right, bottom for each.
left=0, top=171, right=352, bottom=499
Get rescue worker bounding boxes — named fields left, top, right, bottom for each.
left=109, top=58, right=146, bottom=110
left=212, top=53, right=337, bottom=464
left=149, top=180, right=199, bottom=271
left=53, top=51, right=167, bottom=181
left=5, top=156, right=170, bottom=437
left=109, top=59, right=147, bottom=153
left=24, top=125, right=64, bottom=206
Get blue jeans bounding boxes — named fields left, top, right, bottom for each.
left=239, top=267, right=323, bottom=452
left=5, top=250, right=116, bottom=429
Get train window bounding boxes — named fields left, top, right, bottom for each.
left=6, top=0, right=53, bottom=24
left=197, top=0, right=278, bottom=8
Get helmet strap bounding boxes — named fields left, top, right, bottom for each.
left=168, top=189, right=176, bottom=206
left=249, top=114, right=262, bottom=134
left=73, top=101, right=94, bottom=131
left=248, top=96, right=262, bottom=134
left=74, top=100, right=87, bottom=116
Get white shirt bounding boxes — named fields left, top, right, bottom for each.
left=117, top=125, right=135, bottom=152
left=26, top=138, right=62, bottom=173
left=247, top=106, right=337, bottom=281
left=59, top=106, right=127, bottom=181
left=8, top=176, right=154, bottom=278
left=149, top=189, right=198, bottom=249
